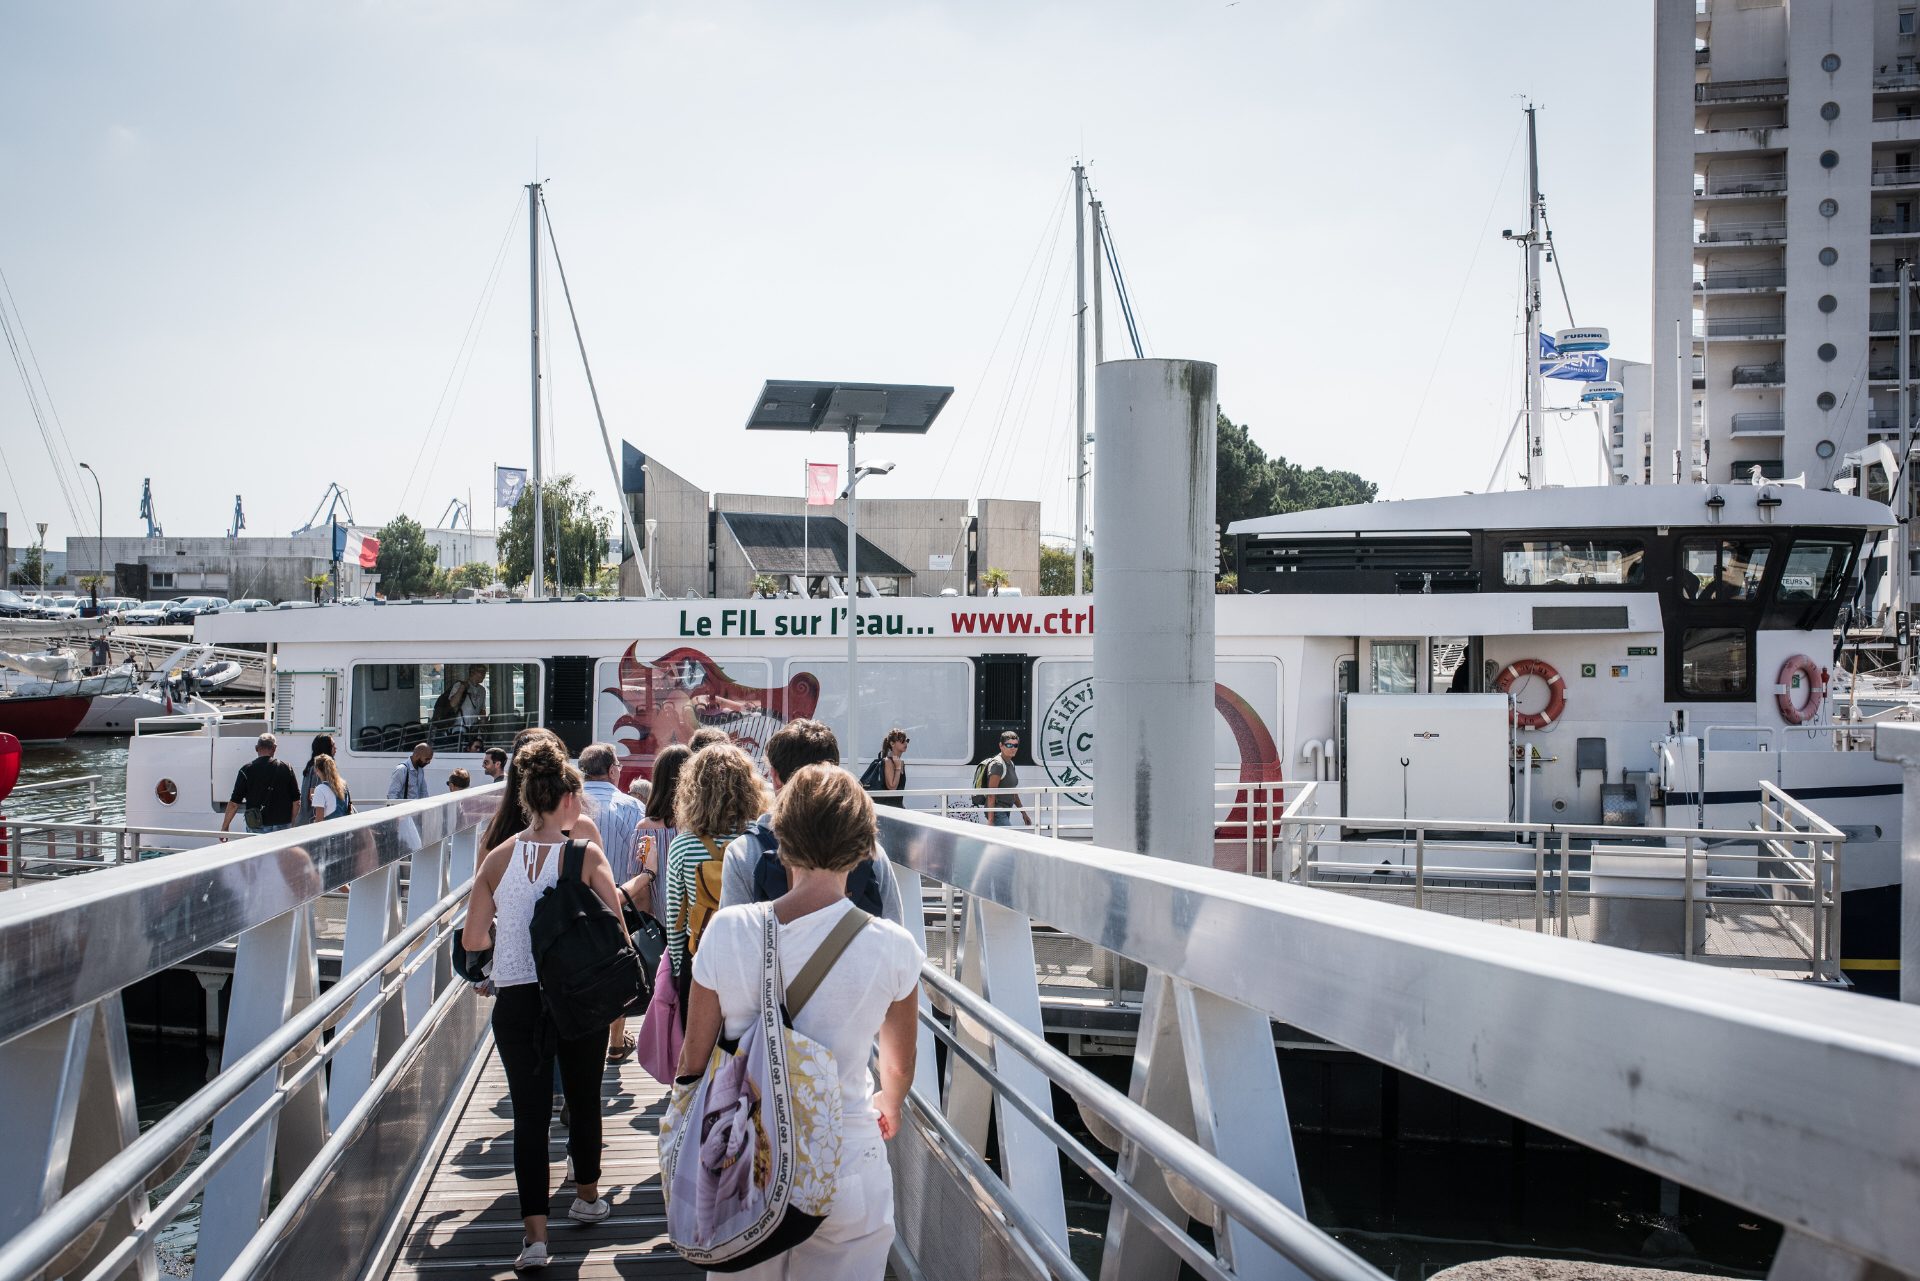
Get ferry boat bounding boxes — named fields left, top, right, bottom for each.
left=126, top=481, right=1903, bottom=981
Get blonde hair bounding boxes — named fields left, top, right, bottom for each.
left=674, top=744, right=768, bottom=838
left=772, top=764, right=875, bottom=873
left=311, top=753, right=347, bottom=797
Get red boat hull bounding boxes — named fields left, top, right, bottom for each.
left=0, top=695, right=93, bottom=745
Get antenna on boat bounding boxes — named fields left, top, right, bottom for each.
left=1502, top=103, right=1548, bottom=489
left=527, top=180, right=546, bottom=601
left=1073, top=161, right=1089, bottom=596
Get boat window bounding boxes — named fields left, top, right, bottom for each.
left=805, top=658, right=974, bottom=764
left=349, top=661, right=539, bottom=754
left=1679, top=627, right=1750, bottom=695
left=1370, top=641, right=1418, bottom=694
left=1500, top=539, right=1645, bottom=588
left=1336, top=656, right=1358, bottom=695
left=1778, top=538, right=1854, bottom=602
left=1678, top=538, right=1771, bottom=603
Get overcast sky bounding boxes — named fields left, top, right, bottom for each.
left=0, top=1, right=1656, bottom=554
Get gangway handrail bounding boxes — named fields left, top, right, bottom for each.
left=878, top=805, right=1920, bottom=1275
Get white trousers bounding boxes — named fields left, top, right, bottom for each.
left=718, top=1138, right=895, bottom=1281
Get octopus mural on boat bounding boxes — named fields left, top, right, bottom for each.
left=601, top=641, right=1282, bottom=833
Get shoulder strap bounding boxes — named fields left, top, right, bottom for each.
left=784, top=908, right=872, bottom=1019
left=562, top=838, right=586, bottom=882
left=696, top=834, right=727, bottom=861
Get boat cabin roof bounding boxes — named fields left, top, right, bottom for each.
left=1227, top=485, right=1893, bottom=538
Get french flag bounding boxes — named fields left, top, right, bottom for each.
left=356, top=533, right=380, bottom=569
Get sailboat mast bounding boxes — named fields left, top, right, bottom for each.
left=1523, top=104, right=1546, bottom=491
left=1092, top=198, right=1106, bottom=365
left=528, top=180, right=547, bottom=600
left=1073, top=162, right=1089, bottom=596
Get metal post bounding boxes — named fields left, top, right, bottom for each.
left=1534, top=833, right=1545, bottom=931
left=845, top=422, right=859, bottom=765
left=79, top=462, right=101, bottom=610
left=1092, top=197, right=1106, bottom=366
left=1523, top=104, right=1545, bottom=490
left=1683, top=837, right=1696, bottom=961
left=1902, top=259, right=1913, bottom=679
left=1414, top=828, right=1426, bottom=911
left=1556, top=830, right=1571, bottom=937
left=1073, top=162, right=1089, bottom=597
left=528, top=181, right=545, bottom=601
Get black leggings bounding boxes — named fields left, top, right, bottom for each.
left=491, top=984, right=610, bottom=1218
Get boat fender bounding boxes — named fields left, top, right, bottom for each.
left=1495, top=658, right=1566, bottom=730
left=1776, top=654, right=1826, bottom=725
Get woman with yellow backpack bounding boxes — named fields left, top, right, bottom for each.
left=664, top=744, right=769, bottom=995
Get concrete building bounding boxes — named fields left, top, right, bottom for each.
left=1608, top=359, right=1657, bottom=484
left=619, top=444, right=1042, bottom=598
left=1655, top=0, right=1920, bottom=485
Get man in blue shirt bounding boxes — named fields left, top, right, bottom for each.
left=578, top=742, right=643, bottom=883
left=387, top=742, right=433, bottom=802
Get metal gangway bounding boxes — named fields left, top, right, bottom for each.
left=3, top=785, right=1919, bottom=1281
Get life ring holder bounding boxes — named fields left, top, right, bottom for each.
left=1776, top=654, right=1827, bottom=725
left=1495, top=658, right=1567, bottom=730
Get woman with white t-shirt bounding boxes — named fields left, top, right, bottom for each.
left=675, top=763, right=923, bottom=1281
left=305, top=754, right=352, bottom=823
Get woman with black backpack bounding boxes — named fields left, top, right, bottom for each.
left=461, top=738, right=625, bottom=1271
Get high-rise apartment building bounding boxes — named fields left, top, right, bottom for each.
left=1655, top=0, right=1920, bottom=486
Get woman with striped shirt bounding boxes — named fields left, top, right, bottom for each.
left=663, top=743, right=768, bottom=987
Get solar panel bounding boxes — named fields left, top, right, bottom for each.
left=746, top=380, right=953, bottom=434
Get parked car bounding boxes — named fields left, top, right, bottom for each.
left=97, top=596, right=140, bottom=620
left=161, top=596, right=229, bottom=625
left=0, top=589, right=38, bottom=618
left=122, top=597, right=188, bottom=625
left=37, top=596, right=82, bottom=620
left=219, top=598, right=274, bottom=613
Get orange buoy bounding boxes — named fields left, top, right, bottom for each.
left=1495, top=658, right=1567, bottom=730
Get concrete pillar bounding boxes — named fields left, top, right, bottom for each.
left=1092, top=358, right=1218, bottom=864
left=1872, top=724, right=1920, bottom=1004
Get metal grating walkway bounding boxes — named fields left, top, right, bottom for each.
left=383, top=1041, right=696, bottom=1279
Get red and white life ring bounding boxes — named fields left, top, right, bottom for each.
left=1776, top=654, right=1827, bottom=725
left=1495, top=658, right=1567, bottom=730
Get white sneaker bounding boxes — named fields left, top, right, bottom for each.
left=514, top=1238, right=550, bottom=1270
left=568, top=1196, right=611, bottom=1224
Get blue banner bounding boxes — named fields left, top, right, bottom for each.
left=494, top=466, right=529, bottom=509
left=1540, top=334, right=1608, bottom=382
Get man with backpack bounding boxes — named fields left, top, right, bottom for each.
left=976, top=730, right=1032, bottom=827
left=717, top=718, right=907, bottom=926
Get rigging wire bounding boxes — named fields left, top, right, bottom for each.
left=1541, top=204, right=1578, bottom=328
left=398, top=192, right=523, bottom=519
left=1097, top=206, right=1147, bottom=358
left=541, top=197, right=651, bottom=597
left=990, top=261, right=1075, bottom=502
left=1384, top=120, right=1526, bottom=496
left=0, top=265, right=89, bottom=533
left=928, top=175, right=1074, bottom=496
left=968, top=191, right=1073, bottom=501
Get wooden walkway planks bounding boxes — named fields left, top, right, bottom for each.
left=385, top=1043, right=699, bottom=1279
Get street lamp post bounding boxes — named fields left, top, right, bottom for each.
left=78, top=463, right=102, bottom=612
left=746, top=381, right=951, bottom=763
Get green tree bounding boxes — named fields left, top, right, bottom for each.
left=10, top=545, right=45, bottom=588
left=374, top=514, right=440, bottom=597
left=496, top=475, right=612, bottom=591
left=1215, top=408, right=1377, bottom=527
left=449, top=562, right=496, bottom=590
left=1039, top=544, right=1093, bottom=595
left=980, top=566, right=1012, bottom=595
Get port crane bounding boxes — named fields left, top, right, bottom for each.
left=139, top=478, right=163, bottom=538
left=293, top=483, right=355, bottom=535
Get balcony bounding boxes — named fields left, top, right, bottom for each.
left=1870, top=365, right=1902, bottom=382
left=1696, top=78, right=1788, bottom=104
left=1698, top=221, right=1786, bottom=244
left=1731, top=361, right=1786, bottom=386
left=1730, top=412, right=1787, bottom=437
left=1871, top=265, right=1920, bottom=283
left=1698, top=315, right=1786, bottom=339
left=1873, top=217, right=1920, bottom=237
left=1694, top=123, right=1787, bottom=154
left=1873, top=166, right=1920, bottom=188
left=1695, top=171, right=1786, bottom=197
left=1695, top=268, right=1785, bottom=291
left=1868, top=311, right=1920, bottom=332
left=1877, top=70, right=1920, bottom=93
left=1696, top=45, right=1711, bottom=66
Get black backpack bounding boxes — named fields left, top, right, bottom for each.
left=529, top=840, right=645, bottom=1039
left=745, top=816, right=885, bottom=917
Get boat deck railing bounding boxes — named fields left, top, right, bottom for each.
left=3, top=783, right=1918, bottom=1280
left=1274, top=779, right=1845, bottom=980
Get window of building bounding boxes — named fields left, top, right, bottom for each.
left=1903, top=9, right=1917, bottom=35
left=1679, top=538, right=1772, bottom=602
left=1778, top=539, right=1854, bottom=602
left=1680, top=627, right=1751, bottom=696
left=149, top=571, right=175, bottom=589
left=1819, top=246, right=1838, bottom=266
left=1821, top=100, right=1841, bottom=121
left=1819, top=293, right=1838, bottom=313
left=1821, top=149, right=1840, bottom=169
left=350, top=661, right=539, bottom=754
left=1369, top=641, right=1419, bottom=695
left=1501, top=539, right=1645, bottom=588
left=1820, top=198, right=1840, bottom=217
left=1818, top=342, right=1838, bottom=361
left=1817, top=390, right=1837, bottom=410
left=1822, top=52, right=1842, bottom=73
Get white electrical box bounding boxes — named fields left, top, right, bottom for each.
left=1342, top=694, right=1512, bottom=824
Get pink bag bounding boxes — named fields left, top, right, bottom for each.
left=635, top=952, right=683, bottom=1084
